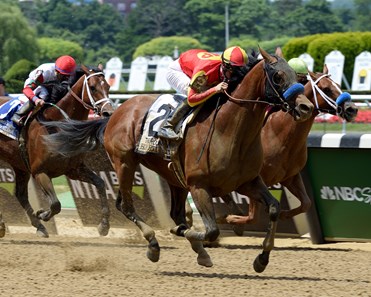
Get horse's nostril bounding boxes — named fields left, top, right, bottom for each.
left=299, top=103, right=313, bottom=114
left=102, top=111, right=112, bottom=118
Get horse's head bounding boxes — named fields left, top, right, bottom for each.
left=307, top=65, right=358, bottom=122
left=77, top=64, right=115, bottom=118
left=260, top=48, right=314, bottom=122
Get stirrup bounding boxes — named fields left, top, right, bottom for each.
left=12, top=115, right=24, bottom=127
left=157, top=127, right=179, bottom=140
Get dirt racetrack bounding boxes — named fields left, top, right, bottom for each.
left=1, top=217, right=371, bottom=297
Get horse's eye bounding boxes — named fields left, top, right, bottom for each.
left=322, top=87, right=332, bottom=96
left=90, top=86, right=96, bottom=92
left=272, top=72, right=284, bottom=86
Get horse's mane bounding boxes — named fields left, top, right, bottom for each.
left=246, top=49, right=260, bottom=72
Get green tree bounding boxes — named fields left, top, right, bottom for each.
left=115, top=0, right=189, bottom=62
left=231, top=0, right=272, bottom=41
left=277, top=0, right=345, bottom=36
left=184, top=0, right=228, bottom=51
left=0, top=0, right=39, bottom=73
left=35, top=0, right=124, bottom=61
left=37, top=37, right=84, bottom=63
left=352, top=0, right=371, bottom=31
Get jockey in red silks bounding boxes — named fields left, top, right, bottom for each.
left=158, top=46, right=248, bottom=140
left=12, top=55, right=77, bottom=126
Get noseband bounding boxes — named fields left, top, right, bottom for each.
left=308, top=73, right=351, bottom=115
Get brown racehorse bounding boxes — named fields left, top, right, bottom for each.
left=220, top=65, right=358, bottom=228
left=42, top=48, right=314, bottom=273
left=0, top=65, right=114, bottom=238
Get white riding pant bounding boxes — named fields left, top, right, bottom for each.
left=166, top=59, right=190, bottom=95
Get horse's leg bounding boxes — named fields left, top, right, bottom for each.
left=224, top=194, right=260, bottom=224
left=179, top=186, right=218, bottom=267
left=66, top=163, right=110, bottom=236
left=14, top=169, right=48, bottom=237
left=237, top=176, right=280, bottom=273
left=185, top=197, right=193, bottom=227
left=115, top=154, right=159, bottom=262
left=34, top=173, right=61, bottom=221
left=280, top=174, right=311, bottom=220
left=0, top=212, right=5, bottom=238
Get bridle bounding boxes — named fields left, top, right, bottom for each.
left=307, top=73, right=351, bottom=116
left=69, top=71, right=112, bottom=116
left=223, top=59, right=303, bottom=113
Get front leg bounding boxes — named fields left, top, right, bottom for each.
left=237, top=176, right=280, bottom=273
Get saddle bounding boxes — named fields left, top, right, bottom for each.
left=135, top=94, right=200, bottom=187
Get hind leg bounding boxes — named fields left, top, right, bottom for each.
left=0, top=212, right=5, bottom=238
left=280, top=174, right=311, bottom=220
left=34, top=173, right=61, bottom=222
left=67, top=163, right=110, bottom=236
left=114, top=153, right=159, bottom=262
left=14, top=170, right=48, bottom=237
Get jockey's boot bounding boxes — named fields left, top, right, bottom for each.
left=158, top=99, right=192, bottom=140
left=11, top=100, right=34, bottom=127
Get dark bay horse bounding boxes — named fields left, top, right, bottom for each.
left=222, top=65, right=358, bottom=226
left=42, top=48, right=314, bottom=273
left=0, top=65, right=114, bottom=237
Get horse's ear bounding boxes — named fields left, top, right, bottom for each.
left=323, top=64, right=329, bottom=74
left=259, top=47, right=276, bottom=63
left=275, top=47, right=284, bottom=58
left=81, top=64, right=89, bottom=74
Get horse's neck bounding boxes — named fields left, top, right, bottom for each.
left=45, top=76, right=89, bottom=121
left=262, top=81, right=318, bottom=149
left=215, top=67, right=268, bottom=153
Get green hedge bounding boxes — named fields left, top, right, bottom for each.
left=283, top=32, right=371, bottom=87
left=4, top=59, right=37, bottom=93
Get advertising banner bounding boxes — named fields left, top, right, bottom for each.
left=305, top=133, right=371, bottom=242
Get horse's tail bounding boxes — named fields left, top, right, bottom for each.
left=42, top=117, right=109, bottom=157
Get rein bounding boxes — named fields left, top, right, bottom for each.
left=223, top=90, right=277, bottom=107
left=222, top=61, right=292, bottom=111
left=43, top=102, right=70, bottom=119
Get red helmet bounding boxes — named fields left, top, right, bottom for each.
left=221, top=46, right=248, bottom=67
left=55, top=55, right=76, bottom=75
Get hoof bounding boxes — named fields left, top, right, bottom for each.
left=197, top=253, right=213, bottom=267
left=0, top=222, right=5, bottom=238
left=146, top=247, right=160, bottom=263
left=98, top=221, right=110, bottom=236
left=253, top=253, right=269, bottom=273
left=146, top=239, right=160, bottom=262
left=36, top=225, right=49, bottom=238
left=232, top=224, right=244, bottom=236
